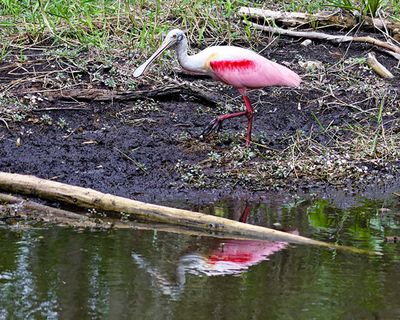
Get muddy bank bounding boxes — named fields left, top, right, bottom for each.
left=0, top=37, right=399, bottom=209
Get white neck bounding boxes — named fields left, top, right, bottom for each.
left=175, top=37, right=206, bottom=74
left=176, top=37, right=189, bottom=67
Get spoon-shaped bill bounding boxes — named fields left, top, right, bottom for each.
left=133, top=38, right=176, bottom=78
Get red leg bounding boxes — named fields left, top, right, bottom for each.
left=242, top=95, right=253, bottom=147
left=199, top=89, right=253, bottom=146
left=217, top=111, right=247, bottom=121
left=239, top=205, right=251, bottom=223
left=199, top=111, right=247, bottom=139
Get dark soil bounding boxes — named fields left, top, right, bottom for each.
left=1, top=35, right=399, bottom=209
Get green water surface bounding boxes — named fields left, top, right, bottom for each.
left=0, top=196, right=399, bottom=319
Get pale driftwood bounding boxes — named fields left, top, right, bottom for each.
left=367, top=52, right=394, bottom=78
left=239, top=7, right=400, bottom=41
left=42, top=84, right=217, bottom=106
left=247, top=22, right=400, bottom=58
left=0, top=172, right=372, bottom=254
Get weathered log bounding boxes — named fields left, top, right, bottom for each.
left=239, top=7, right=400, bottom=41
left=0, top=172, right=372, bottom=254
left=247, top=22, right=400, bottom=58
left=42, top=84, right=217, bottom=106
left=0, top=192, right=99, bottom=228
left=0, top=193, right=86, bottom=220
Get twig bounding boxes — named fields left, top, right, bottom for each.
left=247, top=22, right=400, bottom=59
left=367, top=52, right=394, bottom=78
left=327, top=85, right=373, bottom=114
left=239, top=7, right=400, bottom=41
left=114, top=147, right=147, bottom=173
left=33, top=106, right=89, bottom=112
left=0, top=118, right=10, bottom=131
left=382, top=50, right=400, bottom=64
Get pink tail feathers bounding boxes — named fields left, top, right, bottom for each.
left=270, top=59, right=301, bottom=88
left=263, top=60, right=301, bottom=88
left=285, top=69, right=301, bottom=88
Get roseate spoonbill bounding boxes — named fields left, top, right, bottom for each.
left=133, top=29, right=301, bottom=147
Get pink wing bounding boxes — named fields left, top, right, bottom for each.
left=209, top=55, right=301, bottom=89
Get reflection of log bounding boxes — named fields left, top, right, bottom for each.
left=239, top=7, right=400, bottom=41
left=247, top=22, right=400, bottom=58
left=0, top=171, right=371, bottom=254
left=0, top=192, right=332, bottom=243
left=0, top=193, right=296, bottom=239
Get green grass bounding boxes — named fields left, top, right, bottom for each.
left=324, top=0, right=384, bottom=16
left=0, top=0, right=252, bottom=57
left=285, top=0, right=327, bottom=14
left=0, top=0, right=262, bottom=86
left=284, top=0, right=400, bottom=18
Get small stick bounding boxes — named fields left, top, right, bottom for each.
left=247, top=22, right=400, bottom=58
left=239, top=7, right=400, bottom=42
left=114, top=147, right=147, bottom=173
left=367, top=52, right=394, bottom=78
left=0, top=193, right=90, bottom=222
left=0, top=118, right=10, bottom=131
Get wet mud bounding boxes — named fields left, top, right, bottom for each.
left=0, top=38, right=399, bottom=209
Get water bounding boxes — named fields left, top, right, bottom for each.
left=0, top=196, right=399, bottom=319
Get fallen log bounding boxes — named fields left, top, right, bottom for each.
left=239, top=7, right=400, bottom=41
left=247, top=22, right=400, bottom=59
left=0, top=193, right=87, bottom=221
left=0, top=172, right=373, bottom=254
left=0, top=192, right=99, bottom=228
left=42, top=84, right=217, bottom=106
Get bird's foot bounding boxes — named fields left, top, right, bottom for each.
left=198, top=118, right=223, bottom=141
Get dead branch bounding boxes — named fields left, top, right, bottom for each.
left=367, top=52, right=394, bottom=78
left=42, top=84, right=218, bottom=106
left=247, top=22, right=400, bottom=59
left=0, top=192, right=99, bottom=228
left=239, top=7, right=400, bottom=41
left=0, top=193, right=86, bottom=220
left=0, top=171, right=372, bottom=254
left=0, top=118, right=10, bottom=131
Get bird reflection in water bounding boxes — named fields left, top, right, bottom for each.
left=132, top=204, right=295, bottom=299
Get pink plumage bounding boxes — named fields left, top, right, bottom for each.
left=207, top=47, right=301, bottom=89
